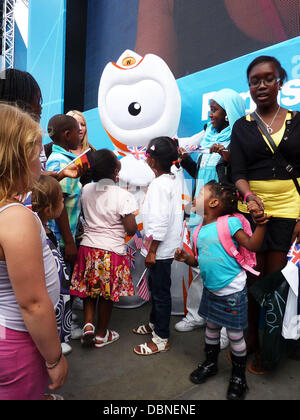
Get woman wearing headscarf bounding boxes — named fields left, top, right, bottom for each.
left=175, top=88, right=246, bottom=341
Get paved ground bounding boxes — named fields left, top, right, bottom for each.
left=56, top=302, right=300, bottom=401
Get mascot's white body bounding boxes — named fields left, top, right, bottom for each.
left=98, top=50, right=202, bottom=313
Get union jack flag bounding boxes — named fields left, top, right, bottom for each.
left=134, top=230, right=143, bottom=249
left=127, top=146, right=147, bottom=160
left=17, top=192, right=32, bottom=210
left=126, top=245, right=136, bottom=269
left=287, top=241, right=300, bottom=269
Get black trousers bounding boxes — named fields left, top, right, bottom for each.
left=148, top=258, right=173, bottom=339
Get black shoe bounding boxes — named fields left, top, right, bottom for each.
left=226, top=353, right=249, bottom=400
left=226, top=375, right=249, bottom=400
left=190, top=360, right=218, bottom=384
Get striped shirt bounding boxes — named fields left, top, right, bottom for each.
left=46, top=145, right=82, bottom=247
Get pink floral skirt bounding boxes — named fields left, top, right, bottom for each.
left=70, top=246, right=134, bottom=302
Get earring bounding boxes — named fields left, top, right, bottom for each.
left=225, top=115, right=228, bottom=122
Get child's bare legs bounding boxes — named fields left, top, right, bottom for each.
left=96, top=297, right=114, bottom=337
left=83, top=297, right=97, bottom=332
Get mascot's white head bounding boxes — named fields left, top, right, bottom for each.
left=98, top=50, right=181, bottom=156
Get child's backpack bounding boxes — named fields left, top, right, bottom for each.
left=192, top=213, right=260, bottom=276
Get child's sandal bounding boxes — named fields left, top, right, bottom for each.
left=132, top=323, right=154, bottom=335
left=80, top=323, right=95, bottom=348
left=134, top=337, right=169, bottom=356
left=94, top=330, right=120, bottom=348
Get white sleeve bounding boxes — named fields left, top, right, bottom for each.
left=119, top=190, right=138, bottom=217
left=144, top=181, right=170, bottom=242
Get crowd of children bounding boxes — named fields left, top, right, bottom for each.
left=0, top=54, right=299, bottom=401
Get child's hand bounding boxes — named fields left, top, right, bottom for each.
left=291, top=220, right=300, bottom=244
left=178, top=147, right=189, bottom=161
left=174, top=248, right=188, bottom=262
left=247, top=200, right=261, bottom=213
left=248, top=201, right=270, bottom=224
left=253, top=212, right=271, bottom=225
left=64, top=240, right=78, bottom=262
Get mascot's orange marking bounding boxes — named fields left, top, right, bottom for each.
left=182, top=194, right=191, bottom=202
left=112, top=57, right=144, bottom=70
left=104, top=128, right=129, bottom=153
left=122, top=56, right=136, bottom=66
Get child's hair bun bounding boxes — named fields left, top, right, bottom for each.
left=146, top=136, right=179, bottom=171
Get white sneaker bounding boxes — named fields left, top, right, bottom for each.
left=61, top=342, right=72, bottom=355
left=220, top=327, right=230, bottom=350
left=175, top=317, right=206, bottom=332
left=71, top=322, right=82, bottom=340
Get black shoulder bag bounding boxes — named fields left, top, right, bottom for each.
left=251, top=112, right=300, bottom=196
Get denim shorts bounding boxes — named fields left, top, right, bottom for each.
left=199, top=287, right=248, bottom=330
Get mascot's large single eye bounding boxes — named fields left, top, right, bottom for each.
left=128, top=102, right=141, bottom=116
left=105, top=80, right=165, bottom=130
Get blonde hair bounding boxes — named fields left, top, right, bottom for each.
left=0, top=103, right=42, bottom=204
left=31, top=174, right=62, bottom=217
left=66, top=110, right=96, bottom=151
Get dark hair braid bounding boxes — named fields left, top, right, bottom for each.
left=206, top=180, right=239, bottom=215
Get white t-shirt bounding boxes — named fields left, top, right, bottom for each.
left=80, top=182, right=138, bottom=255
left=141, top=173, right=183, bottom=260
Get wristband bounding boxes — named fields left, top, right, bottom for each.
left=45, top=350, right=63, bottom=370
left=244, top=191, right=255, bottom=203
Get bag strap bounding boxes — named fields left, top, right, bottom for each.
left=217, top=215, right=236, bottom=258
left=216, top=214, right=260, bottom=276
left=251, top=112, right=300, bottom=196
left=192, top=224, right=202, bottom=260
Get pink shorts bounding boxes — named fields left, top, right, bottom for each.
left=0, top=327, right=49, bottom=400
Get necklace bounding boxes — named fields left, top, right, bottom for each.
left=254, top=106, right=280, bottom=134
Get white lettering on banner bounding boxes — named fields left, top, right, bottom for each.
left=239, top=91, right=256, bottom=114
left=281, top=79, right=300, bottom=107
left=291, top=55, right=300, bottom=79
left=201, top=80, right=300, bottom=121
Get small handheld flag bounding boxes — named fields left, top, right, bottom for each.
left=128, top=146, right=147, bottom=160
left=126, top=245, right=136, bottom=269
left=58, top=148, right=95, bottom=174
left=142, top=235, right=153, bottom=254
left=136, top=268, right=150, bottom=301
left=181, top=221, right=194, bottom=256
left=134, top=230, right=143, bottom=249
